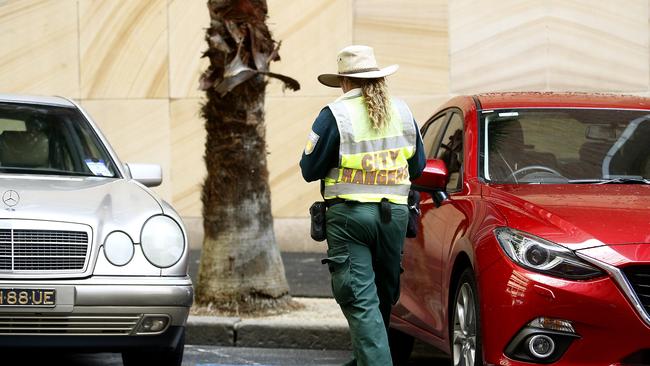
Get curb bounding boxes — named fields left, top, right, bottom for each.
left=186, top=316, right=352, bottom=350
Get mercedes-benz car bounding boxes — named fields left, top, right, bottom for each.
left=0, top=94, right=192, bottom=366
left=390, top=93, right=650, bottom=365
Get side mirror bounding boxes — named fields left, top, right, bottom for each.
left=125, top=163, right=162, bottom=187
left=413, top=159, right=448, bottom=190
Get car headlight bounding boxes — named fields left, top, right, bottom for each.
left=495, top=227, right=603, bottom=280
left=104, top=231, right=135, bottom=266
left=141, top=215, right=185, bottom=268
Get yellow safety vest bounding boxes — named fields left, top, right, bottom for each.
left=323, top=94, right=417, bottom=204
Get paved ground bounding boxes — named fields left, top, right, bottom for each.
left=3, top=345, right=449, bottom=366
left=185, top=249, right=452, bottom=365
left=189, top=250, right=332, bottom=298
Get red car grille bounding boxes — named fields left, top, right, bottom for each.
left=624, top=266, right=650, bottom=314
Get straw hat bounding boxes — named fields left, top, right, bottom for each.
left=317, top=45, right=398, bottom=88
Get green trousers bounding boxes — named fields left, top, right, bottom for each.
left=324, top=202, right=408, bottom=366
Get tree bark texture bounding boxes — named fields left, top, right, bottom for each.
left=196, top=0, right=299, bottom=313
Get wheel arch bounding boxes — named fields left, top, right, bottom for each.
left=446, top=250, right=474, bottom=340
left=447, top=252, right=482, bottom=366
left=448, top=251, right=473, bottom=311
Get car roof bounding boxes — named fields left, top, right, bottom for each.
left=475, top=92, right=650, bottom=111
left=0, top=93, right=75, bottom=108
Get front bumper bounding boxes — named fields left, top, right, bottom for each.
left=0, top=326, right=185, bottom=351
left=0, top=276, right=192, bottom=348
left=480, top=253, right=650, bottom=365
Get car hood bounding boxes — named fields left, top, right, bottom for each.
left=0, top=175, right=162, bottom=243
left=484, top=184, right=650, bottom=249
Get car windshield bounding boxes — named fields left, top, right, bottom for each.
left=481, top=108, right=650, bottom=184
left=0, top=102, right=118, bottom=178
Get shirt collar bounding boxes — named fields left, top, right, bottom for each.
left=335, top=88, right=362, bottom=102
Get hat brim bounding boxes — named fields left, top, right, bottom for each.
left=317, top=64, right=399, bottom=88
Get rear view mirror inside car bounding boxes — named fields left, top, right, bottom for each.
left=586, top=124, right=617, bottom=141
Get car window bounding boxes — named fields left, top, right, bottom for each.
left=436, top=113, right=463, bottom=191
left=483, top=109, right=650, bottom=183
left=0, top=103, right=118, bottom=178
left=422, top=113, right=448, bottom=158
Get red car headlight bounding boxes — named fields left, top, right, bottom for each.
left=494, top=227, right=604, bottom=280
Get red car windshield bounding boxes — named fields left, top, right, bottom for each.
left=481, top=108, right=650, bottom=184
left=0, top=103, right=118, bottom=178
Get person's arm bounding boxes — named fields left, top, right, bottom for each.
left=408, top=119, right=426, bottom=179
left=300, top=107, right=339, bottom=182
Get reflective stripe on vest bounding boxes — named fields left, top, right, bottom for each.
left=323, top=95, right=416, bottom=204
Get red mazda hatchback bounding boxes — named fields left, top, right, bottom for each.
left=389, top=93, right=650, bottom=365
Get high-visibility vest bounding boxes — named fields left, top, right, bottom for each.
left=323, top=94, right=417, bottom=204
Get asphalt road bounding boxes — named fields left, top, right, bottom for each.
left=3, top=345, right=450, bottom=365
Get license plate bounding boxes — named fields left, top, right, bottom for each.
left=0, top=288, right=56, bottom=307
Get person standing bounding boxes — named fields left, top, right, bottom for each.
left=300, top=45, right=426, bottom=366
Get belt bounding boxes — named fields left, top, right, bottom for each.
left=325, top=198, right=348, bottom=208
left=326, top=198, right=393, bottom=223
left=325, top=198, right=392, bottom=207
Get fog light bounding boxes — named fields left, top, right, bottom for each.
left=528, top=317, right=575, bottom=333
left=137, top=315, right=169, bottom=334
left=505, top=319, right=579, bottom=363
left=528, top=334, right=555, bottom=358
left=103, top=231, right=135, bottom=266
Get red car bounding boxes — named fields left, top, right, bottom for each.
left=389, top=93, right=650, bottom=366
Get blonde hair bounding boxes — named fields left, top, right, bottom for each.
left=345, top=77, right=391, bottom=130
left=361, top=78, right=390, bottom=130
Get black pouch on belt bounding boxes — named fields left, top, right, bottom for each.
left=406, top=190, right=421, bottom=238
left=309, top=201, right=327, bottom=242
left=380, top=198, right=392, bottom=223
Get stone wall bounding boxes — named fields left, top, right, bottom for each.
left=1, top=0, right=648, bottom=223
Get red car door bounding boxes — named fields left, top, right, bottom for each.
left=396, top=111, right=466, bottom=337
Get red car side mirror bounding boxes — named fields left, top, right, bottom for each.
left=412, top=159, right=448, bottom=190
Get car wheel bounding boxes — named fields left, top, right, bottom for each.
left=389, top=327, right=414, bottom=365
left=122, top=329, right=185, bottom=366
left=451, top=268, right=481, bottom=366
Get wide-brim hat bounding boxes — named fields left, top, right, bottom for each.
left=317, top=45, right=399, bottom=88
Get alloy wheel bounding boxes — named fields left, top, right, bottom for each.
left=453, top=282, right=477, bottom=366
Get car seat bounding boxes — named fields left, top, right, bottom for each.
left=488, top=119, right=558, bottom=181
left=0, top=131, right=50, bottom=168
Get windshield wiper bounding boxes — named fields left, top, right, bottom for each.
left=597, top=177, right=650, bottom=185
left=568, top=178, right=650, bottom=185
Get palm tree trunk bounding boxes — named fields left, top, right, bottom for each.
left=196, top=0, right=299, bottom=313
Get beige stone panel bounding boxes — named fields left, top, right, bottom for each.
left=355, top=0, right=449, bottom=95
left=81, top=99, right=172, bottom=200
left=266, top=96, right=331, bottom=217
left=450, top=0, right=547, bottom=93
left=266, top=0, right=353, bottom=97
left=169, top=0, right=210, bottom=98
left=0, top=0, right=79, bottom=97
left=79, top=0, right=168, bottom=98
left=546, top=0, right=648, bottom=92
left=401, top=94, right=451, bottom=126
left=450, top=0, right=544, bottom=53
left=170, top=98, right=206, bottom=217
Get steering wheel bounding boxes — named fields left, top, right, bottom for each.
left=507, top=165, right=564, bottom=181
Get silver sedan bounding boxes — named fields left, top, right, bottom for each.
left=0, top=94, right=192, bottom=366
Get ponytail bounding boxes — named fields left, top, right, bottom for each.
left=361, top=77, right=390, bottom=130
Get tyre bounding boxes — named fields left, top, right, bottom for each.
left=122, top=329, right=185, bottom=366
left=389, top=327, right=415, bottom=365
left=451, top=268, right=482, bottom=366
